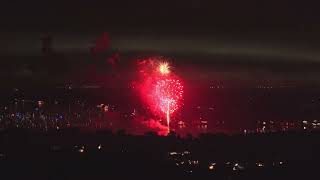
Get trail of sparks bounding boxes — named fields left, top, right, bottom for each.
left=166, top=101, right=170, bottom=132
left=155, top=78, right=183, bottom=114
left=154, top=75, right=183, bottom=133
left=136, top=57, right=183, bottom=134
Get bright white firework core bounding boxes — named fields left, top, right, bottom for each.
left=159, top=62, right=170, bottom=75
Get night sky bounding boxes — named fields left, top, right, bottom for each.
left=1, top=0, right=320, bottom=83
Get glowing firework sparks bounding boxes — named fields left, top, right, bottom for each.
left=136, top=57, right=183, bottom=134
left=155, top=79, right=183, bottom=114
left=158, top=62, right=170, bottom=75
left=154, top=78, right=183, bottom=132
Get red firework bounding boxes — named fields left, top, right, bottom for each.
left=136, top=57, right=183, bottom=133
left=155, top=78, right=183, bottom=114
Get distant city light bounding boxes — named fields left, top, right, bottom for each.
left=104, top=105, right=109, bottom=112
left=256, top=162, right=264, bottom=167
left=38, top=101, right=44, bottom=107
left=169, top=152, right=178, bottom=155
left=209, top=163, right=216, bottom=170
left=98, top=144, right=102, bottom=150
left=78, top=146, right=85, bottom=153
left=182, top=151, right=190, bottom=155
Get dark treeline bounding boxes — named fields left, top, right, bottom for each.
left=0, top=128, right=319, bottom=179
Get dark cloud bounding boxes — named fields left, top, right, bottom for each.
left=1, top=0, right=320, bottom=84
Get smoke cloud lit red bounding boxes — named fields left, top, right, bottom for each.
left=135, top=57, right=184, bottom=134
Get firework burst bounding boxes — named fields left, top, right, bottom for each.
left=158, top=62, right=170, bottom=75
left=136, top=57, right=183, bottom=134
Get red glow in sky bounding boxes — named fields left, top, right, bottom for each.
left=155, top=78, right=183, bottom=114
left=136, top=57, right=184, bottom=118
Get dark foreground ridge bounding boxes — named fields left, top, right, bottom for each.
left=0, top=128, right=319, bottom=180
